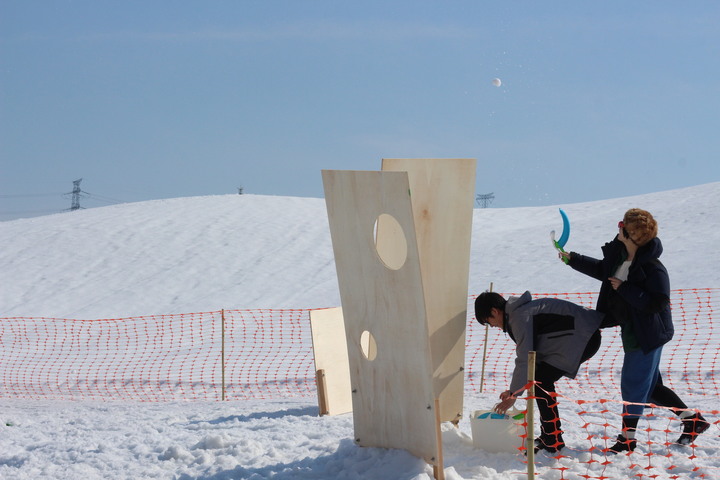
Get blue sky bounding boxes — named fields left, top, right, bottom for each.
left=2, top=1, right=719, bottom=220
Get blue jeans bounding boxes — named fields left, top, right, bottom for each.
left=621, top=347, right=663, bottom=418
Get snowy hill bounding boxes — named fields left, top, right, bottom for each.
left=1, top=182, right=718, bottom=319
left=0, top=182, right=718, bottom=480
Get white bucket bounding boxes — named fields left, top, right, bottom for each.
left=470, top=408, right=526, bottom=454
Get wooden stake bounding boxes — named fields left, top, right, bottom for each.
left=316, top=369, right=329, bottom=416
left=479, top=282, right=492, bottom=393
left=221, top=309, right=226, bottom=401
left=526, top=350, right=536, bottom=478
left=432, top=398, right=445, bottom=480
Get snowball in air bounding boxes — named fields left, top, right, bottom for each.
left=492, top=78, right=502, bottom=87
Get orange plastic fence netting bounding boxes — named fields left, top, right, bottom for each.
left=0, top=288, right=716, bottom=403
left=495, top=382, right=720, bottom=480
left=465, top=288, right=718, bottom=398
left=0, top=309, right=315, bottom=401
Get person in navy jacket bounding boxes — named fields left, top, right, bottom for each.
left=560, top=208, right=709, bottom=453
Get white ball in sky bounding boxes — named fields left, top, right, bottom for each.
left=492, top=78, right=502, bottom=87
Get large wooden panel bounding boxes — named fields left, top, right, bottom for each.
left=322, top=169, right=441, bottom=468
left=382, top=158, right=476, bottom=423
left=309, top=307, right=353, bottom=416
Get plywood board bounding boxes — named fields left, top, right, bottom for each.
left=309, top=307, right=353, bottom=416
left=381, top=158, right=476, bottom=424
left=322, top=169, right=441, bottom=468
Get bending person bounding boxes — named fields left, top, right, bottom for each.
left=475, top=290, right=602, bottom=454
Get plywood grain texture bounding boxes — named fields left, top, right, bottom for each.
left=322, top=169, right=441, bottom=468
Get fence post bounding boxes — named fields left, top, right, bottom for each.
left=527, top=350, right=536, bottom=478
left=221, top=309, right=226, bottom=401
left=479, top=282, right=492, bottom=393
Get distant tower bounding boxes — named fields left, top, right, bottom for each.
left=70, top=178, right=83, bottom=210
left=476, top=192, right=495, bottom=208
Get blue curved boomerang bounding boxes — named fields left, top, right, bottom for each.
left=557, top=208, right=570, bottom=248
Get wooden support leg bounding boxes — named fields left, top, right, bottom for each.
left=433, top=398, right=445, bottom=480
left=526, top=351, right=536, bottom=479
left=316, top=369, right=329, bottom=416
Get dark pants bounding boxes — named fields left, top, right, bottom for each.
left=535, top=330, right=602, bottom=439
left=649, top=374, right=688, bottom=413
left=535, top=362, right=565, bottom=439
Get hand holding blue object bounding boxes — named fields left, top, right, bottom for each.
left=551, top=208, right=571, bottom=264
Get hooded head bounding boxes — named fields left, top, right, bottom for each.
left=623, top=208, right=658, bottom=247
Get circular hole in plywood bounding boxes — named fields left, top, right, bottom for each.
left=373, top=213, right=407, bottom=270
left=360, top=330, right=377, bottom=361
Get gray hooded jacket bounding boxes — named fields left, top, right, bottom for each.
left=507, top=291, right=603, bottom=392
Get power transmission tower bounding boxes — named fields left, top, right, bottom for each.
left=476, top=192, right=495, bottom=208
left=69, top=178, right=84, bottom=211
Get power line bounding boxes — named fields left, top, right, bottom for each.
left=0, top=208, right=62, bottom=216
left=0, top=180, right=126, bottom=220
left=81, top=191, right=125, bottom=205
left=0, top=193, right=64, bottom=199
left=1, top=182, right=126, bottom=218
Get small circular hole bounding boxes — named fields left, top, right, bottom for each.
left=373, top=213, right=407, bottom=270
left=360, top=330, right=377, bottom=361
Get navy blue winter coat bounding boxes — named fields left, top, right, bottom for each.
left=568, top=236, right=673, bottom=353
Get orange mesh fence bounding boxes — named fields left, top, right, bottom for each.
left=0, top=288, right=716, bottom=401
left=466, top=287, right=720, bottom=480
left=1, top=288, right=718, bottom=478
left=502, top=382, right=720, bottom=480
left=465, top=288, right=719, bottom=397
left=222, top=309, right=316, bottom=400
left=0, top=309, right=316, bottom=401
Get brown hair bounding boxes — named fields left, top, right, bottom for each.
left=623, top=208, right=658, bottom=246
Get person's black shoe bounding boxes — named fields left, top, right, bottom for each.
left=533, top=434, right=565, bottom=454
left=607, top=434, right=636, bottom=454
left=677, top=413, right=710, bottom=445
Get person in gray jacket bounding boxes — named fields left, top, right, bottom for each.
left=475, top=290, right=603, bottom=453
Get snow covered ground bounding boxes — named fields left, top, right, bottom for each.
left=1, top=182, right=718, bottom=479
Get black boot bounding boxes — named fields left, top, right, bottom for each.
left=534, top=433, right=565, bottom=454
left=677, top=413, right=710, bottom=445
left=607, top=434, right=636, bottom=454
